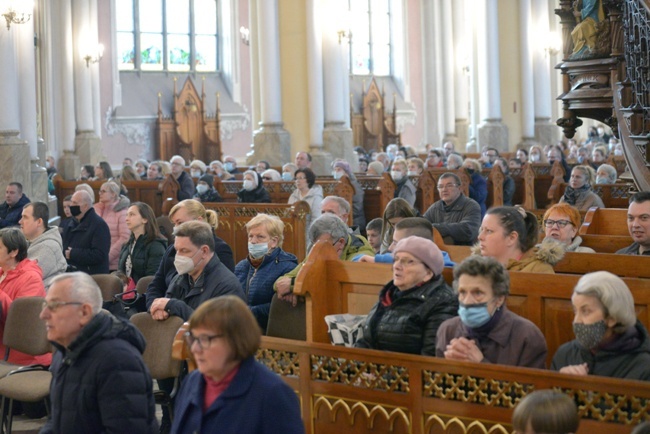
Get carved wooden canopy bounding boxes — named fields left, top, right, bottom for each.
left=155, top=77, right=221, bottom=164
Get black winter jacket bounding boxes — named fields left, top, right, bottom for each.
left=0, top=194, right=30, bottom=228
left=41, top=312, right=157, bottom=434
left=61, top=208, right=111, bottom=274
left=551, top=321, right=650, bottom=381
left=118, top=234, right=168, bottom=283
left=355, top=276, right=458, bottom=356
left=159, top=253, right=245, bottom=320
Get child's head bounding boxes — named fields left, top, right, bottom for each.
left=365, top=218, right=383, bottom=253
left=512, top=390, right=579, bottom=434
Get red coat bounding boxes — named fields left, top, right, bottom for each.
left=0, top=259, right=52, bottom=366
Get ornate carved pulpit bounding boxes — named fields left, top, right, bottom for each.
left=351, top=78, right=401, bottom=154
left=155, top=77, right=222, bottom=164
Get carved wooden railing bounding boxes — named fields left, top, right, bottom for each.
left=555, top=0, right=650, bottom=191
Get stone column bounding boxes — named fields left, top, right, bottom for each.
left=247, top=0, right=291, bottom=166
left=0, top=26, right=31, bottom=194
left=532, top=0, right=558, bottom=146
left=47, top=0, right=80, bottom=180
left=421, top=0, right=443, bottom=145
left=72, top=0, right=103, bottom=166
left=519, top=0, right=536, bottom=147
left=441, top=0, right=457, bottom=146
left=477, top=0, right=508, bottom=151
left=321, top=0, right=354, bottom=174
left=452, top=0, right=470, bottom=148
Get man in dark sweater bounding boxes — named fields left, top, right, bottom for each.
left=0, top=182, right=30, bottom=228
left=170, top=155, right=195, bottom=201
left=617, top=191, right=650, bottom=256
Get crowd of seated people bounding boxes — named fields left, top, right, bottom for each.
left=0, top=131, right=644, bottom=431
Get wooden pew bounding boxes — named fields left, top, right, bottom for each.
left=530, top=162, right=565, bottom=209
left=203, top=201, right=310, bottom=264
left=606, top=154, right=627, bottom=176
left=408, top=171, right=436, bottom=214
left=578, top=207, right=631, bottom=253
left=481, top=164, right=505, bottom=209
left=510, top=164, right=536, bottom=209
left=356, top=173, right=395, bottom=222
left=293, top=242, right=650, bottom=366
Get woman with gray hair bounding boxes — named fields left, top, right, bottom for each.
left=436, top=256, right=547, bottom=368
left=551, top=271, right=650, bottom=380
left=596, top=163, right=617, bottom=184
left=237, top=170, right=271, bottom=203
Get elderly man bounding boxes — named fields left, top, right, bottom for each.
left=295, top=151, right=312, bottom=169
left=40, top=272, right=157, bottom=433
left=446, top=153, right=464, bottom=170
left=596, top=163, right=617, bottom=184
left=20, top=202, right=67, bottom=285
left=147, top=220, right=244, bottom=322
left=61, top=190, right=111, bottom=274
left=0, top=182, right=30, bottom=228
left=423, top=172, right=481, bottom=246
left=170, top=155, right=195, bottom=200
left=617, top=192, right=650, bottom=256
left=274, top=213, right=375, bottom=299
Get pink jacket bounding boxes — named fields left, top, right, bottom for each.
left=94, top=196, right=130, bottom=270
left=0, top=259, right=51, bottom=366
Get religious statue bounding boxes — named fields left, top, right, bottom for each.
left=569, top=0, right=609, bottom=60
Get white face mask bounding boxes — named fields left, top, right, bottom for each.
left=530, top=154, right=540, bottom=162
left=391, top=171, right=403, bottom=182
left=332, top=171, right=343, bottom=180
left=196, top=184, right=208, bottom=195
left=614, top=149, right=623, bottom=156
left=282, top=172, right=293, bottom=181
left=45, top=161, right=51, bottom=169
left=190, top=170, right=201, bottom=178
left=407, top=170, right=418, bottom=177
left=243, top=180, right=255, bottom=191
left=174, top=250, right=200, bottom=275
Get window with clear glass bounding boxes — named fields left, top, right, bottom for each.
left=116, top=0, right=218, bottom=72
left=348, top=0, right=391, bottom=76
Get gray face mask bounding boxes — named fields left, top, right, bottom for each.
left=573, top=320, right=608, bottom=350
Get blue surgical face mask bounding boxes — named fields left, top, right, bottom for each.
left=225, top=162, right=235, bottom=172
left=596, top=176, right=609, bottom=185
left=458, top=302, right=492, bottom=328
left=248, top=242, right=269, bottom=259
left=196, top=184, right=208, bottom=195
left=282, top=172, right=293, bottom=181
left=332, top=170, right=343, bottom=180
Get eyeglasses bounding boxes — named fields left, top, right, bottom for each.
left=437, top=184, right=458, bottom=190
left=184, top=331, right=223, bottom=350
left=544, top=219, right=572, bottom=228
left=393, top=257, right=424, bottom=268
left=41, top=300, right=83, bottom=312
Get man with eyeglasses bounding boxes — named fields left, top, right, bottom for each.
left=40, top=272, right=158, bottom=433
left=423, top=173, right=481, bottom=246
left=169, top=155, right=195, bottom=201
left=481, top=147, right=499, bottom=169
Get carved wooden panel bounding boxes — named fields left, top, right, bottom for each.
left=351, top=77, right=401, bottom=153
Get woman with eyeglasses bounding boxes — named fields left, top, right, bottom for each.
left=355, top=237, right=458, bottom=356
left=94, top=181, right=131, bottom=271
left=541, top=203, right=595, bottom=253
left=474, top=206, right=565, bottom=273
left=288, top=168, right=322, bottom=221
left=436, top=256, right=547, bottom=368
left=172, top=296, right=304, bottom=434
left=0, top=228, right=51, bottom=366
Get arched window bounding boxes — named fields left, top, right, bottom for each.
left=348, top=0, right=391, bottom=76
left=116, top=0, right=218, bottom=72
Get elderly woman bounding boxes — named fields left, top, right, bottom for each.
left=542, top=203, right=595, bottom=253
left=172, top=296, right=304, bottom=433
left=237, top=170, right=271, bottom=203
left=512, top=390, right=579, bottom=434
left=559, top=165, right=605, bottom=211
left=407, top=157, right=425, bottom=176
left=462, top=158, right=488, bottom=218
left=208, top=160, right=234, bottom=180
left=94, top=181, right=131, bottom=271
left=234, top=214, right=298, bottom=333
left=551, top=271, right=650, bottom=380
left=281, top=163, right=297, bottom=181
left=288, top=168, right=323, bottom=220
left=367, top=161, right=384, bottom=176
left=193, top=174, right=222, bottom=203
left=189, top=160, right=207, bottom=178
left=261, top=169, right=282, bottom=182
left=436, top=256, right=547, bottom=368
left=390, top=159, right=416, bottom=208
left=476, top=206, right=564, bottom=273
left=596, top=163, right=617, bottom=184
left=332, top=160, right=366, bottom=228
left=354, top=236, right=458, bottom=356
left=0, top=228, right=51, bottom=366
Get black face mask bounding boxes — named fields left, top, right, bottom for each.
left=69, top=205, right=82, bottom=217
left=465, top=168, right=475, bottom=175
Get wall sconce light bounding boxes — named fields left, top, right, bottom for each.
left=544, top=31, right=562, bottom=57
left=83, top=44, right=104, bottom=67
left=239, top=26, right=250, bottom=46
left=2, top=1, right=32, bottom=30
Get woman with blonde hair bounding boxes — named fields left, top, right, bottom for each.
left=94, top=181, right=130, bottom=271
left=235, top=214, right=298, bottom=333
left=559, top=165, right=605, bottom=211
left=528, top=145, right=546, bottom=164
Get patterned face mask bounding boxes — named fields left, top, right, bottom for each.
left=573, top=320, right=608, bottom=350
